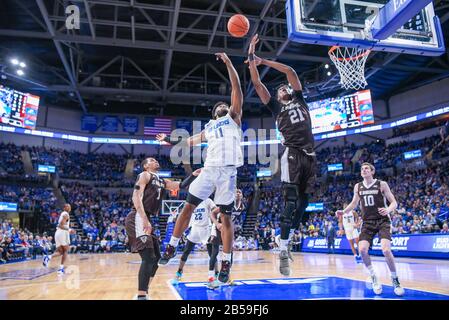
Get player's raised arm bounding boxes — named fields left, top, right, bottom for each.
left=247, top=34, right=271, bottom=105
left=215, top=52, right=243, bottom=124
left=337, top=184, right=361, bottom=216
left=132, top=172, right=152, bottom=234
left=164, top=168, right=202, bottom=191
left=258, top=51, right=302, bottom=91
left=156, top=131, right=205, bottom=147
left=379, top=181, right=398, bottom=216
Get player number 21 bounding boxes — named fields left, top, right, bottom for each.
left=289, top=109, right=305, bottom=124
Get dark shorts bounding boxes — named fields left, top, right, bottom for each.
left=281, top=147, right=316, bottom=193
left=359, top=218, right=392, bottom=247
left=125, top=210, right=160, bottom=254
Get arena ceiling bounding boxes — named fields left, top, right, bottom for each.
left=1, top=0, right=449, bottom=118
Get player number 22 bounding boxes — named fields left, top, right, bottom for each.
left=289, top=109, right=305, bottom=124
left=194, top=213, right=202, bottom=220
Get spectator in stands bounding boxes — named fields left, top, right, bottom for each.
left=441, top=223, right=449, bottom=234
left=324, top=220, right=336, bottom=254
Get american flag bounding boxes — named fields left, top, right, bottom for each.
left=144, top=117, right=172, bottom=136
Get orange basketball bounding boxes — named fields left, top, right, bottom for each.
left=227, top=14, right=250, bottom=38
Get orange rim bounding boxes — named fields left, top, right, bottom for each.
left=329, top=46, right=371, bottom=62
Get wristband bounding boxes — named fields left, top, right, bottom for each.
left=163, top=136, right=183, bottom=145
left=248, top=54, right=255, bottom=62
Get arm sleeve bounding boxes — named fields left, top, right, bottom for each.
left=265, top=97, right=280, bottom=116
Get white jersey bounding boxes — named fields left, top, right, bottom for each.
left=189, top=198, right=216, bottom=228
left=58, top=211, right=70, bottom=230
left=204, top=113, right=243, bottom=167
left=342, top=211, right=356, bottom=230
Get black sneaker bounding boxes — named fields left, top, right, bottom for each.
left=218, top=260, right=231, bottom=283
left=158, top=244, right=176, bottom=266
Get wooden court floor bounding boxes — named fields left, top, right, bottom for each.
left=1, top=251, right=448, bottom=300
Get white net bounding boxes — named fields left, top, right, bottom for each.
left=328, top=46, right=371, bottom=90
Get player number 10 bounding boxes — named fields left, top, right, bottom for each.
left=363, top=195, right=375, bottom=207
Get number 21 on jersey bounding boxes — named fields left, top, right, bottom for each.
left=289, top=108, right=305, bottom=124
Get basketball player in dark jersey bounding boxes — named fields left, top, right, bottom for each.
left=247, top=34, right=316, bottom=276
left=337, top=163, right=404, bottom=296
left=125, top=157, right=200, bottom=300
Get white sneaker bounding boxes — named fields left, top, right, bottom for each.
left=42, top=255, right=50, bottom=267
left=371, top=274, right=382, bottom=295
left=57, top=267, right=65, bottom=275
left=392, top=277, right=405, bottom=296
left=279, top=250, right=290, bottom=276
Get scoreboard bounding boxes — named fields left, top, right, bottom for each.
left=309, top=90, right=374, bottom=134
left=0, top=85, right=40, bottom=129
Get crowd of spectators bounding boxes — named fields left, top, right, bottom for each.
left=0, top=219, right=56, bottom=264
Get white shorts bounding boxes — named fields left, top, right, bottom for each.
left=187, top=225, right=211, bottom=245
left=55, top=229, right=70, bottom=247
left=345, top=228, right=359, bottom=241
left=188, top=166, right=237, bottom=206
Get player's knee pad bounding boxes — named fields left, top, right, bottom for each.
left=181, top=240, right=195, bottom=262
left=186, top=192, right=203, bottom=206
left=149, top=258, right=159, bottom=277
left=281, top=184, right=299, bottom=226
left=292, top=192, right=309, bottom=228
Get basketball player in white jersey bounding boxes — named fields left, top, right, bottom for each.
left=336, top=163, right=404, bottom=296
left=337, top=208, right=362, bottom=263
left=171, top=198, right=219, bottom=285
left=158, top=52, right=243, bottom=285
left=43, top=204, right=74, bottom=274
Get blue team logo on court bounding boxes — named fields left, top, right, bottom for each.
left=171, top=276, right=449, bottom=300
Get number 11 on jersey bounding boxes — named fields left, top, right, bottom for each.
left=214, top=127, right=224, bottom=139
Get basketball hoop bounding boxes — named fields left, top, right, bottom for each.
left=328, top=46, right=371, bottom=90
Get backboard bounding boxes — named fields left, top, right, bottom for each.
left=286, top=0, right=445, bottom=56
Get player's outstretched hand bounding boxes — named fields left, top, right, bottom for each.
left=378, top=208, right=389, bottom=216
left=248, top=34, right=260, bottom=55
left=156, top=133, right=167, bottom=142
left=335, top=210, right=344, bottom=217
left=215, top=52, right=231, bottom=65
left=192, top=168, right=202, bottom=176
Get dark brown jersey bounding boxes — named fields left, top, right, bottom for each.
left=136, top=172, right=166, bottom=217
left=266, top=90, right=315, bottom=153
left=357, top=179, right=387, bottom=220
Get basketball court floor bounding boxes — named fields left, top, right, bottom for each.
left=1, top=251, right=448, bottom=300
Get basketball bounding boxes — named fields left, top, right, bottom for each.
left=227, top=14, right=250, bottom=38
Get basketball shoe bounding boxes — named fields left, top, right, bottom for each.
left=279, top=250, right=290, bottom=276
left=392, top=276, right=404, bottom=296
left=158, top=244, right=176, bottom=266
